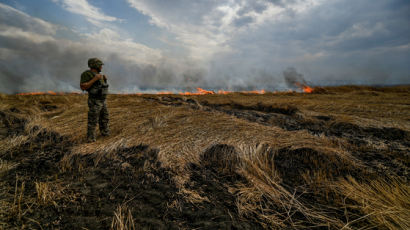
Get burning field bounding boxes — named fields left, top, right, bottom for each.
left=0, top=86, right=409, bottom=229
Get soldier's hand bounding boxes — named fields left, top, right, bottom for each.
left=95, top=74, right=103, bottom=80
left=103, top=75, right=107, bottom=80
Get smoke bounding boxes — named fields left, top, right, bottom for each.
left=0, top=37, right=88, bottom=93
left=1, top=1, right=410, bottom=94
left=0, top=3, right=215, bottom=94
left=283, top=67, right=307, bottom=88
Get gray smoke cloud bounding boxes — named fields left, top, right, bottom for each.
left=0, top=3, right=214, bottom=94
left=283, top=67, right=307, bottom=88
left=0, top=10, right=201, bottom=93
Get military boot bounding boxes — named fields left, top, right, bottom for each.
left=87, top=136, right=96, bottom=143
left=87, top=130, right=96, bottom=143
left=101, top=131, right=110, bottom=137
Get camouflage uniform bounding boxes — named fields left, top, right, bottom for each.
left=81, top=59, right=109, bottom=142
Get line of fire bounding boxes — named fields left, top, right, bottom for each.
left=16, top=84, right=314, bottom=96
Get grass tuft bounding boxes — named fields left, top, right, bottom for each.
left=111, top=204, right=135, bottom=230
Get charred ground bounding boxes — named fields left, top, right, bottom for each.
left=0, top=86, right=409, bottom=229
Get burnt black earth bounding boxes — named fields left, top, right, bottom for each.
left=0, top=114, right=262, bottom=229
left=0, top=110, right=27, bottom=138
left=1, top=101, right=409, bottom=229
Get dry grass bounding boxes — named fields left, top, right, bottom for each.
left=0, top=135, right=30, bottom=154
left=7, top=176, right=37, bottom=227
left=0, top=86, right=409, bottom=229
left=0, top=159, right=18, bottom=177
left=111, top=204, right=135, bottom=230
left=35, top=182, right=59, bottom=206
left=337, top=177, right=410, bottom=230
left=235, top=144, right=346, bottom=229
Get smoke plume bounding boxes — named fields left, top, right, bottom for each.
left=283, top=67, right=307, bottom=89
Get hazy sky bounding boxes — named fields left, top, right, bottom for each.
left=0, top=0, right=409, bottom=93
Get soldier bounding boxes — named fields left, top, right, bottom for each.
left=80, top=58, right=110, bottom=142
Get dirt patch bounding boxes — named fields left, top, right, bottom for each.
left=272, top=145, right=409, bottom=185
left=327, top=122, right=408, bottom=141
left=269, top=147, right=377, bottom=228
left=201, top=101, right=298, bottom=115
left=38, top=101, right=58, bottom=111
left=201, top=144, right=240, bottom=174
left=0, top=110, right=27, bottom=139
left=349, top=147, right=410, bottom=181
left=272, top=148, right=356, bottom=187
left=2, top=128, right=67, bottom=160
left=314, top=115, right=333, bottom=121
left=8, top=107, right=22, bottom=113
left=53, top=145, right=181, bottom=229
left=1, top=130, right=269, bottom=229
left=3, top=136, right=181, bottom=229
left=2, top=137, right=179, bottom=229
left=184, top=144, right=262, bottom=229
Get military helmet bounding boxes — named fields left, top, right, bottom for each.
left=88, top=58, right=104, bottom=69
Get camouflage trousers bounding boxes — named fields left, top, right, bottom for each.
left=87, top=97, right=109, bottom=141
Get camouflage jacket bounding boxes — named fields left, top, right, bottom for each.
left=80, top=70, right=109, bottom=98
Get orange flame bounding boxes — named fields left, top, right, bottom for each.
left=179, top=87, right=215, bottom=95
left=121, top=88, right=267, bottom=95
left=294, top=82, right=314, bottom=93
left=302, top=86, right=313, bottom=93
left=15, top=88, right=312, bottom=96
left=240, top=89, right=266, bottom=94
left=217, top=90, right=233, bottom=94
left=157, top=91, right=174, bottom=95
left=178, top=88, right=266, bottom=95
left=196, top=87, right=215, bottom=95
left=16, top=92, right=45, bottom=95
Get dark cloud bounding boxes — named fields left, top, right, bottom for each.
left=266, top=0, right=292, bottom=7
left=237, top=2, right=267, bottom=15
left=233, top=16, right=254, bottom=27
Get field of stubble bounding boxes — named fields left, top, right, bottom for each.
left=0, top=86, right=409, bottom=229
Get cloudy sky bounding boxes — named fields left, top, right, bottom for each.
left=0, top=0, right=409, bottom=93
